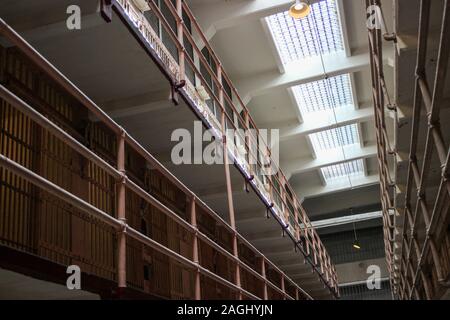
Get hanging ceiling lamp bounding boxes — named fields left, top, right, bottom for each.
left=352, top=219, right=361, bottom=250
left=353, top=240, right=361, bottom=250
left=288, top=0, right=311, bottom=19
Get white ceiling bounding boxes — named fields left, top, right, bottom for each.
left=211, top=20, right=279, bottom=78
left=247, top=90, right=299, bottom=126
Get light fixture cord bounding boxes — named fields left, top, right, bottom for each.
left=308, top=0, right=354, bottom=189
left=353, top=222, right=358, bottom=241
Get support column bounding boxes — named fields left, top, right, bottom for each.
left=218, top=65, right=242, bottom=300
left=259, top=257, right=268, bottom=300
left=281, top=274, right=286, bottom=300
left=190, top=197, right=201, bottom=300
left=223, top=121, right=242, bottom=300
left=116, top=129, right=127, bottom=292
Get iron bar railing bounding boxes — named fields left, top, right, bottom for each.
left=367, top=0, right=398, bottom=293
left=367, top=0, right=450, bottom=300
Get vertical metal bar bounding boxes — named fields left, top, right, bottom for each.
left=281, top=274, right=286, bottom=300
left=116, top=129, right=127, bottom=290
left=244, top=111, right=252, bottom=178
left=260, top=257, right=268, bottom=300
left=280, top=178, right=287, bottom=224
left=304, top=211, right=311, bottom=257
left=294, top=199, right=300, bottom=242
left=176, top=0, right=185, bottom=81
left=190, top=197, right=201, bottom=300
left=312, top=230, right=318, bottom=266
left=323, top=246, right=330, bottom=282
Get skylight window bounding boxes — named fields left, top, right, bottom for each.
left=309, top=124, right=360, bottom=154
left=292, top=74, right=354, bottom=115
left=266, top=0, right=344, bottom=66
left=321, top=159, right=365, bottom=182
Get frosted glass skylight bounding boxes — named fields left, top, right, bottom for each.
left=266, top=0, right=344, bottom=66
left=292, top=74, right=354, bottom=115
left=309, top=124, right=360, bottom=154
left=321, top=159, right=365, bottom=182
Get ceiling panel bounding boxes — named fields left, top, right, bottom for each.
left=247, top=89, right=299, bottom=126
left=210, top=20, right=279, bottom=78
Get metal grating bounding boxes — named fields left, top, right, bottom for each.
left=309, top=124, right=360, bottom=154
left=321, top=159, right=365, bottom=182
left=321, top=226, right=386, bottom=264
left=266, top=0, right=344, bottom=65
left=292, top=74, right=354, bottom=114
left=340, top=280, right=392, bottom=300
